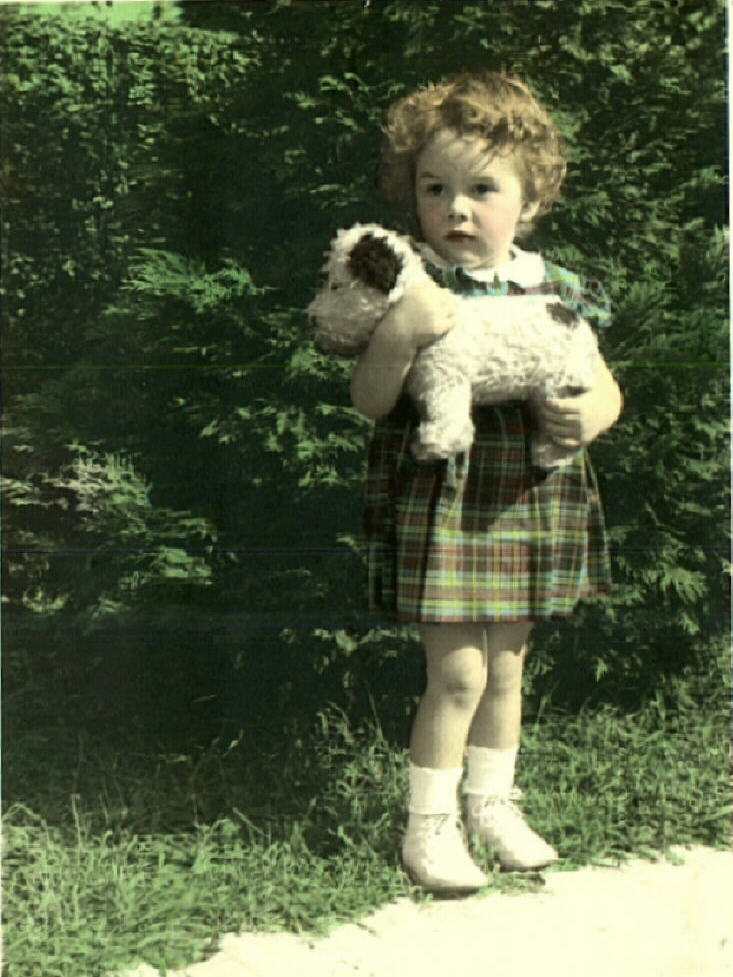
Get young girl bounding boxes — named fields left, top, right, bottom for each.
left=349, top=72, right=623, bottom=893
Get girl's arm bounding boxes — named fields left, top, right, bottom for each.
left=350, top=280, right=459, bottom=420
left=538, top=356, right=623, bottom=449
left=349, top=311, right=417, bottom=420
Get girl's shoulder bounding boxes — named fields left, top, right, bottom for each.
left=540, top=256, right=612, bottom=329
left=419, top=243, right=612, bottom=328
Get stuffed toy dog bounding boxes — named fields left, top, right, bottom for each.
left=308, top=223, right=600, bottom=468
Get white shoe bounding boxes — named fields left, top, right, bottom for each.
left=401, top=813, right=488, bottom=893
left=466, top=789, right=558, bottom=871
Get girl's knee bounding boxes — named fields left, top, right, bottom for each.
left=484, top=622, right=531, bottom=696
left=435, top=654, right=486, bottom=708
left=420, top=626, right=487, bottom=710
left=485, top=651, right=524, bottom=697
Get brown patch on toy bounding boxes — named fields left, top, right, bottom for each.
left=547, top=302, right=580, bottom=327
left=347, top=234, right=403, bottom=294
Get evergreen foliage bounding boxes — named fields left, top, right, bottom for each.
left=1, top=0, right=728, bottom=739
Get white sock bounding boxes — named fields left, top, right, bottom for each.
left=407, top=762, right=462, bottom=816
left=464, top=745, right=518, bottom=798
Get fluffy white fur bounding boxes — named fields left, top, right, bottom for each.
left=308, top=223, right=600, bottom=468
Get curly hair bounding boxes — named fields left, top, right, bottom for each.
left=378, top=72, right=566, bottom=236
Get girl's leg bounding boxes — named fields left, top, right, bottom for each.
left=467, top=621, right=531, bottom=751
left=402, top=623, right=488, bottom=892
left=410, top=623, right=488, bottom=767
left=465, top=622, right=558, bottom=870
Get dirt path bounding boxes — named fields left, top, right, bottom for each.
left=115, top=845, right=732, bottom=977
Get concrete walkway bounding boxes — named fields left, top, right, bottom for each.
left=113, top=845, right=733, bottom=977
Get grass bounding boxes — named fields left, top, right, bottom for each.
left=3, top=653, right=731, bottom=977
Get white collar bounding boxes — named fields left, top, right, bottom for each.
left=417, top=243, right=546, bottom=288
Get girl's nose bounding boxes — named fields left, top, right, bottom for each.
left=447, top=194, right=469, bottom=219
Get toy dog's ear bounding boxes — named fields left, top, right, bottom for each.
left=347, top=233, right=403, bottom=294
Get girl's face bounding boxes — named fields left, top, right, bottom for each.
left=415, top=128, right=538, bottom=270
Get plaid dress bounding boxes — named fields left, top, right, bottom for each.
left=364, top=253, right=613, bottom=623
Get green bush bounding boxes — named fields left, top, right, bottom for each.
left=1, top=0, right=728, bottom=740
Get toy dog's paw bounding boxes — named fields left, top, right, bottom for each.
left=412, top=420, right=474, bottom=461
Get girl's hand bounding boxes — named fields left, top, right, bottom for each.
left=389, top=279, right=459, bottom=350
left=537, top=359, right=623, bottom=450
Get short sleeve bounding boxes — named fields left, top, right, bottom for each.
left=543, top=260, right=612, bottom=329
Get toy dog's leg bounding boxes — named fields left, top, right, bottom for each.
left=411, top=377, right=474, bottom=461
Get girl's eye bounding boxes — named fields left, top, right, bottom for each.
left=474, top=182, right=496, bottom=194
left=424, top=183, right=443, bottom=196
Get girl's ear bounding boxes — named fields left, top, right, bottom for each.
left=521, top=199, right=540, bottom=221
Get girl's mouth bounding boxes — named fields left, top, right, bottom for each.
left=445, top=231, right=474, bottom=242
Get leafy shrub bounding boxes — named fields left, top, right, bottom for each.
left=1, top=0, right=728, bottom=733
left=2, top=436, right=216, bottom=620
